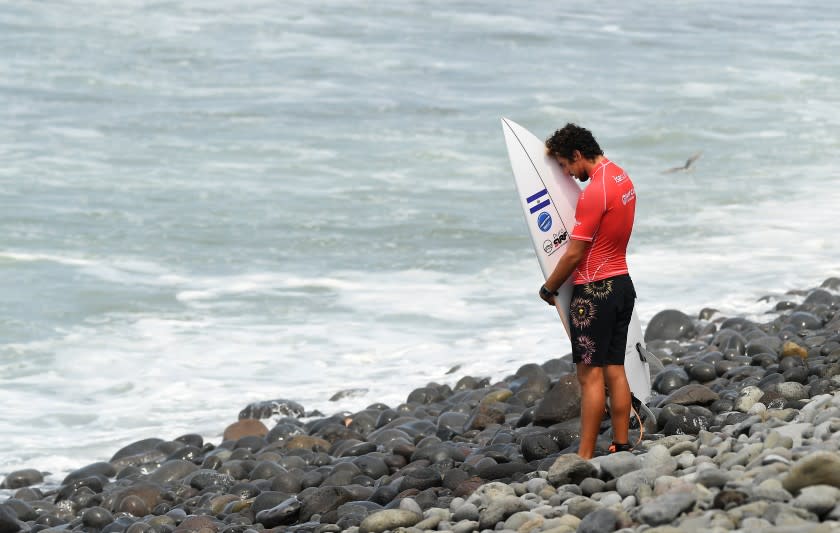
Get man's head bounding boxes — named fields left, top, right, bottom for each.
left=545, top=123, right=603, bottom=182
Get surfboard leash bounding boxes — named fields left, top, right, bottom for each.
left=631, top=403, right=645, bottom=447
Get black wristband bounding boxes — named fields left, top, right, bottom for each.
left=540, top=285, right=557, bottom=298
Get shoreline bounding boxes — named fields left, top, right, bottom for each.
left=2, top=278, right=839, bottom=532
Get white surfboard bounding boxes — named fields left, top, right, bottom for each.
left=501, top=118, right=652, bottom=404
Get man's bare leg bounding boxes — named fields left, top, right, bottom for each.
left=576, top=363, right=605, bottom=459
left=605, top=364, right=632, bottom=446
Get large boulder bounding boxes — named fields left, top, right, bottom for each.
left=645, top=310, right=695, bottom=342
left=533, top=374, right=580, bottom=426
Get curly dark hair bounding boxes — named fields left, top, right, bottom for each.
left=545, top=123, right=603, bottom=161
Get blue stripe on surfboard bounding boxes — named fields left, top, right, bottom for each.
left=528, top=199, right=551, bottom=213
left=526, top=188, right=548, bottom=203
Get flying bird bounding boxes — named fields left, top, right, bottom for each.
left=663, top=151, right=702, bottom=173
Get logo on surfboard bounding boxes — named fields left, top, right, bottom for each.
left=527, top=188, right=568, bottom=254
left=542, top=230, right=569, bottom=255
left=537, top=212, right=552, bottom=232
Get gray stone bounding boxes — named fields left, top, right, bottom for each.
left=798, top=394, right=835, bottom=423
left=772, top=382, right=810, bottom=402
left=398, top=498, right=422, bottom=516
left=548, top=490, right=578, bottom=507
left=719, top=443, right=763, bottom=470
left=579, top=477, right=606, bottom=496
left=520, top=432, right=561, bottom=461
left=358, top=509, right=422, bottom=533
left=792, top=485, right=840, bottom=516
left=653, top=368, right=691, bottom=395
left=713, top=329, right=748, bottom=355
left=660, top=408, right=710, bottom=435
left=563, top=496, right=602, bottom=519
left=592, top=451, right=642, bottom=479
left=753, top=478, right=793, bottom=502
left=650, top=434, right=697, bottom=449
left=62, top=462, right=117, bottom=486
left=466, top=481, right=516, bottom=505
left=642, top=445, right=678, bottom=476
left=239, top=398, right=305, bottom=419
left=252, top=491, right=295, bottom=516
left=814, top=416, right=840, bottom=438
left=772, top=423, right=814, bottom=449
left=525, top=477, right=548, bottom=495
left=399, top=467, right=442, bottom=492
left=788, top=311, right=822, bottom=330
left=669, top=440, right=699, bottom=455
left=414, top=509, right=448, bottom=530
left=734, top=386, right=765, bottom=412
left=746, top=336, right=783, bottom=356
left=764, top=511, right=829, bottom=531
left=0, top=506, right=21, bottom=533
left=146, top=460, right=199, bottom=484
left=298, top=486, right=356, bottom=522
left=739, top=517, right=773, bottom=530
left=109, top=437, right=166, bottom=462
left=694, top=467, right=730, bottom=489
left=598, top=492, right=622, bottom=507
left=254, top=497, right=301, bottom=528
left=546, top=454, right=597, bottom=486
left=81, top=507, right=115, bottom=529
left=534, top=374, right=581, bottom=425
left=639, top=491, right=697, bottom=526
left=677, top=513, right=714, bottom=531
left=645, top=310, right=696, bottom=342
left=2, top=501, right=35, bottom=523
left=687, top=361, right=718, bottom=382
left=502, top=511, right=543, bottom=531
left=748, top=402, right=768, bottom=416
left=451, top=520, right=480, bottom=533
left=185, top=469, right=234, bottom=492
left=477, top=495, right=528, bottom=529
left=616, top=468, right=658, bottom=498
left=335, top=501, right=380, bottom=527
left=661, top=384, right=720, bottom=406
left=0, top=469, right=43, bottom=490
left=761, top=454, right=792, bottom=467
left=783, top=451, right=840, bottom=493
left=557, top=483, right=583, bottom=495
left=451, top=502, right=479, bottom=522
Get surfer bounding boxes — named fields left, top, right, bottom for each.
left=538, top=123, right=638, bottom=459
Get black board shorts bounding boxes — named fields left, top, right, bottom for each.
left=569, top=274, right=636, bottom=366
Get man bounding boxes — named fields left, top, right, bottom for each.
left=538, top=123, right=637, bottom=459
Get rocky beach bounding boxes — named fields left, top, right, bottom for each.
left=3, top=278, right=840, bottom=533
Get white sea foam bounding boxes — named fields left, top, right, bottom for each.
left=0, top=251, right=94, bottom=267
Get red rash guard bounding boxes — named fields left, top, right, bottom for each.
left=570, top=158, right=636, bottom=284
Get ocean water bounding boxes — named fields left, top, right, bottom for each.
left=1, top=0, right=839, bottom=485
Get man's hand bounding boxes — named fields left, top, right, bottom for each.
left=542, top=240, right=588, bottom=308
left=539, top=285, right=556, bottom=306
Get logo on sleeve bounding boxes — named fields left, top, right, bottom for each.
left=621, top=188, right=636, bottom=205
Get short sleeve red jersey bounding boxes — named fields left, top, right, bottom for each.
left=570, top=158, right=636, bottom=284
